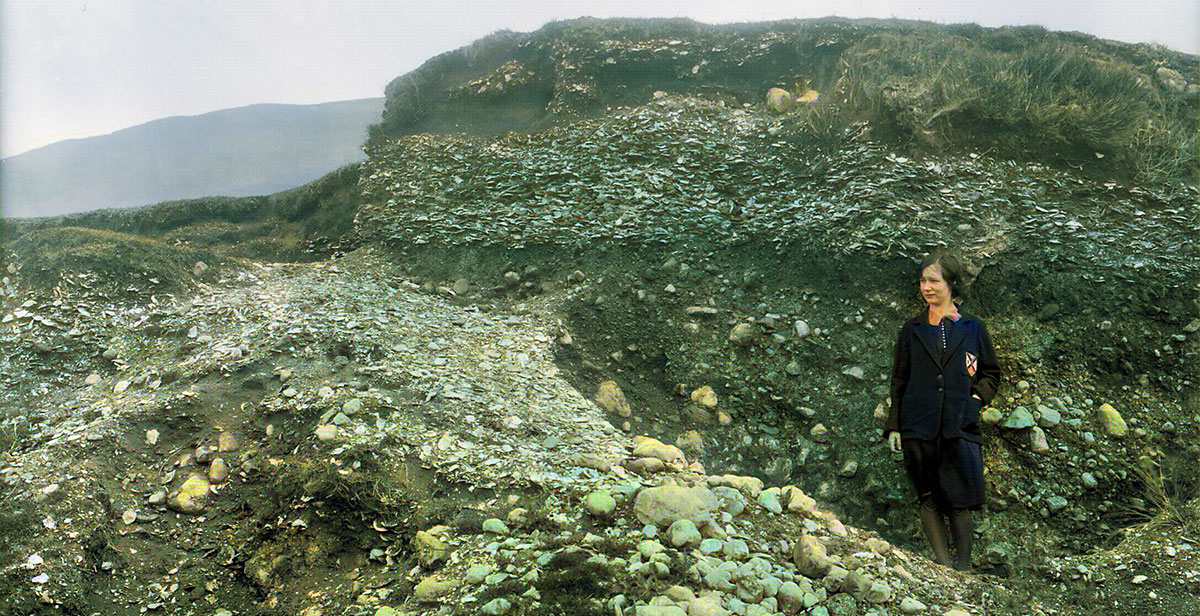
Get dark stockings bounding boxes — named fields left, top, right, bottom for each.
left=917, top=495, right=973, bottom=570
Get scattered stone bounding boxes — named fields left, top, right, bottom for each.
left=167, top=473, right=211, bottom=514
left=145, top=429, right=159, bottom=446
left=691, top=386, right=718, bottom=409
left=865, top=579, right=892, bottom=603
left=667, top=519, right=702, bottom=548
left=981, top=407, right=1003, bottom=424
left=1029, top=427, right=1050, bottom=453
left=595, top=380, right=633, bottom=417
left=758, top=488, right=783, bottom=514
left=841, top=366, right=864, bottom=380
left=1036, top=404, right=1062, bottom=428
left=208, top=458, right=229, bottom=483
left=729, top=323, right=756, bottom=346
left=85, top=373, right=101, bottom=385
left=809, top=423, right=829, bottom=442
left=1047, top=495, right=1069, bottom=514
left=633, top=437, right=686, bottom=464
left=792, top=534, right=832, bottom=578
left=1002, top=407, right=1036, bottom=429
left=708, top=474, right=763, bottom=498
left=413, top=577, right=459, bottom=603
left=899, top=597, right=927, bottom=613
left=482, top=518, right=509, bottom=535
left=1097, top=403, right=1128, bottom=437
left=722, top=538, right=750, bottom=561
left=415, top=529, right=450, bottom=569
left=217, top=431, right=238, bottom=452
left=793, top=320, right=810, bottom=338
left=1081, top=472, right=1098, bottom=489
left=465, top=564, right=494, bottom=584
left=194, top=445, right=216, bottom=464
left=481, top=598, right=513, bottom=615
left=634, top=484, right=718, bottom=528
left=783, top=486, right=818, bottom=515
left=315, top=424, right=338, bottom=442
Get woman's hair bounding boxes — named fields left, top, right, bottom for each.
left=920, top=251, right=966, bottom=298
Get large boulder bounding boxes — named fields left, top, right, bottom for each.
left=634, top=484, right=719, bottom=528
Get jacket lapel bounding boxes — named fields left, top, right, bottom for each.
left=941, top=317, right=971, bottom=367
left=910, top=314, right=941, bottom=366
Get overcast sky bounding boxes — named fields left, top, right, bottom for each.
left=2, top=0, right=1196, bottom=158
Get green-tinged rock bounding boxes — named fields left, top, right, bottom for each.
left=481, top=598, right=513, bottom=615
left=792, top=534, right=832, bottom=578
left=981, top=407, right=1003, bottom=424
left=758, top=488, right=783, bottom=513
left=899, top=596, right=927, bottom=613
left=687, top=596, right=729, bottom=616
left=167, top=473, right=211, bottom=514
left=1002, top=407, right=1036, bottom=429
left=826, top=593, right=860, bottom=616
left=866, top=579, right=892, bottom=603
left=1097, top=403, right=1127, bottom=437
left=414, top=530, right=450, bottom=569
left=667, top=519, right=701, bottom=548
left=374, top=608, right=399, bottom=616
left=635, top=605, right=688, bottom=616
left=596, top=380, right=633, bottom=417
left=465, top=564, right=494, bottom=584
left=482, top=518, right=509, bottom=535
left=633, top=438, right=686, bottom=464
left=776, top=581, right=804, bottom=613
left=634, top=484, right=718, bottom=527
left=585, top=490, right=617, bottom=519
left=729, top=323, right=756, bottom=346
left=1036, top=403, right=1062, bottom=428
left=1030, top=426, right=1051, bottom=453
left=413, top=577, right=459, bottom=603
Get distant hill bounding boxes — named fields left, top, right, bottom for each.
left=1, top=98, right=384, bottom=218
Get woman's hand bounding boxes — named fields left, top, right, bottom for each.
left=887, top=432, right=902, bottom=453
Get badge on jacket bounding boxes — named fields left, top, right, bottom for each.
left=965, top=351, right=978, bottom=377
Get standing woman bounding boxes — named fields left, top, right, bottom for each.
left=884, top=252, right=1001, bottom=570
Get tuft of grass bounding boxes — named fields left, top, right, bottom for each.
left=838, top=31, right=1195, bottom=183
left=1126, top=454, right=1200, bottom=540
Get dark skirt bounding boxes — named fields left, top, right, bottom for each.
left=902, top=438, right=984, bottom=510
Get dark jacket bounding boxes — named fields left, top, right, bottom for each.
left=884, top=309, right=1001, bottom=443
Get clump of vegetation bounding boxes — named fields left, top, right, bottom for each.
left=1128, top=454, right=1200, bottom=537
left=7, top=226, right=222, bottom=297
left=838, top=30, right=1196, bottom=184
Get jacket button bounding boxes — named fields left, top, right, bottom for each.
left=937, top=387, right=943, bottom=392
left=936, top=374, right=943, bottom=381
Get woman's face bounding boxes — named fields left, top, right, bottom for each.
left=920, top=264, right=952, bottom=307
